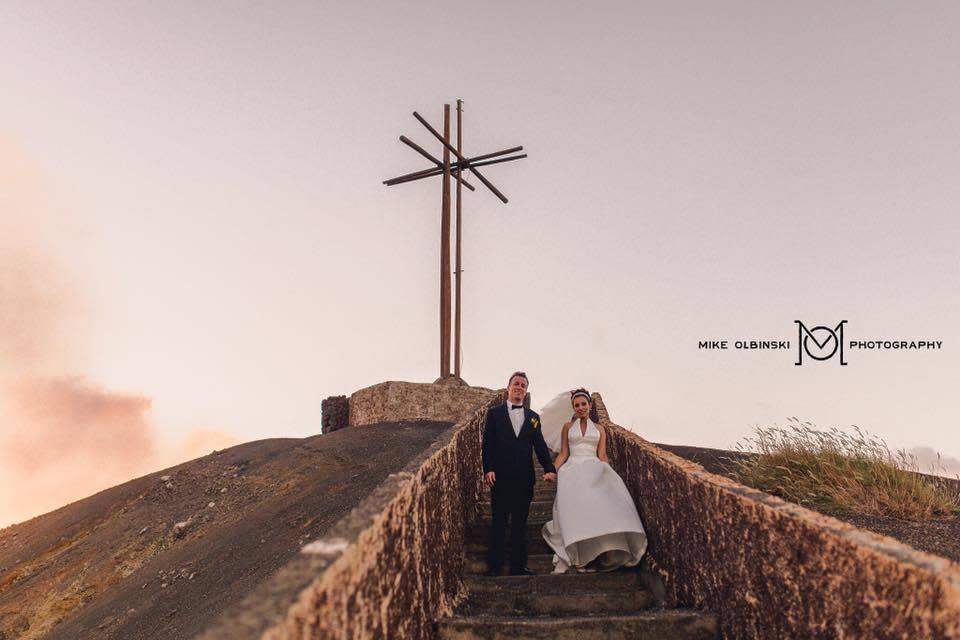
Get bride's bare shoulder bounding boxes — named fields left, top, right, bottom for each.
left=562, top=421, right=572, bottom=431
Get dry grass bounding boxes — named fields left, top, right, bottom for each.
left=732, top=418, right=960, bottom=520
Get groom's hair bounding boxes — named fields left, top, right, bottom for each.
left=507, top=371, right=528, bottom=387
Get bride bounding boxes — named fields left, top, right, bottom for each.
left=540, top=388, right=647, bottom=573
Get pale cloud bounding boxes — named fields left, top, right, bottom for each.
left=0, top=140, right=240, bottom=527
left=0, top=376, right=156, bottom=523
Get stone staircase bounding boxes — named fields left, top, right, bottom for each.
left=438, top=480, right=719, bottom=639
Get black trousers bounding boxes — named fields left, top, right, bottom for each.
left=487, top=481, right=533, bottom=573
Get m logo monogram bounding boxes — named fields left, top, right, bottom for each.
left=795, top=320, right=848, bottom=365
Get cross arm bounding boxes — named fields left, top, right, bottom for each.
left=383, top=144, right=525, bottom=186
left=413, top=111, right=509, bottom=203
left=398, top=136, right=476, bottom=191
left=383, top=154, right=527, bottom=187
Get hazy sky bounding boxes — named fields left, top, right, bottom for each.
left=2, top=1, right=959, bottom=525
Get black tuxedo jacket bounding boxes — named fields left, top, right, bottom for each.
left=482, top=403, right=556, bottom=487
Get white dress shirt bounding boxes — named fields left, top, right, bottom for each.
left=508, top=402, right=525, bottom=436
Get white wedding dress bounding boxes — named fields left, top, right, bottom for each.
left=541, top=418, right=648, bottom=573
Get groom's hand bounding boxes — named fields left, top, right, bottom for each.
left=484, top=471, right=496, bottom=487
left=543, top=472, right=557, bottom=483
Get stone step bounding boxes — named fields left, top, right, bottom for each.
left=463, top=571, right=641, bottom=595
left=468, top=521, right=550, bottom=542
left=437, top=610, right=719, bottom=640
left=465, top=553, right=556, bottom=575
left=475, top=515, right=550, bottom=528
left=466, top=538, right=553, bottom=556
left=483, top=485, right=556, bottom=499
left=481, top=500, right=553, bottom=519
left=459, top=588, right=653, bottom=616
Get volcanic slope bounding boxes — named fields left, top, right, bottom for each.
left=0, top=420, right=451, bottom=640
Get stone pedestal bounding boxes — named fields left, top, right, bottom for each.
left=348, top=380, right=497, bottom=427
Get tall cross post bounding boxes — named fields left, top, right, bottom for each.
left=440, top=105, right=452, bottom=377
left=383, top=101, right=527, bottom=381
left=454, top=99, right=463, bottom=378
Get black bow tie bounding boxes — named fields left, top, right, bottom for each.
left=510, top=404, right=524, bottom=410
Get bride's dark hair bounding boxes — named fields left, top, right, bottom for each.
left=570, top=388, right=591, bottom=402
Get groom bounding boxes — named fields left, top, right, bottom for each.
left=482, top=371, right=556, bottom=576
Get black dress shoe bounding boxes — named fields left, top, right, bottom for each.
left=510, top=567, right=535, bottom=576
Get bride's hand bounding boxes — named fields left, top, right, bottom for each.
left=543, top=472, right=557, bottom=483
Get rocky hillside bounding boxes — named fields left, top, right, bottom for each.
left=0, top=420, right=451, bottom=640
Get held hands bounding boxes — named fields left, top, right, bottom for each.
left=543, top=472, right=557, bottom=483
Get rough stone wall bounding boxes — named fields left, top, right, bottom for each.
left=199, top=390, right=504, bottom=640
left=321, top=395, right=349, bottom=433
left=348, top=380, right=496, bottom=427
left=592, top=393, right=960, bottom=639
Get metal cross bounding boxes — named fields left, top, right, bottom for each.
left=383, top=101, right=527, bottom=381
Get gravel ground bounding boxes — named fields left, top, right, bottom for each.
left=0, top=421, right=451, bottom=640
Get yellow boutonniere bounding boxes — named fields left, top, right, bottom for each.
left=531, top=417, right=540, bottom=430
